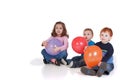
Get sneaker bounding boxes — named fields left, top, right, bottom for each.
left=61, top=58, right=67, bottom=65
left=68, top=61, right=73, bottom=68
left=81, top=66, right=96, bottom=76
left=96, top=62, right=107, bottom=77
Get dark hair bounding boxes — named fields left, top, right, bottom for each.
left=51, top=21, right=69, bottom=38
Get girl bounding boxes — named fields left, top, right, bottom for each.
left=41, top=21, right=69, bottom=66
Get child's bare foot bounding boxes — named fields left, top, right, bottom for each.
left=51, top=59, right=60, bottom=66
left=51, top=59, right=56, bottom=63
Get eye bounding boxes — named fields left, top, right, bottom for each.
left=105, top=35, right=108, bottom=37
left=60, top=27, right=63, bottom=29
left=55, top=26, right=58, bottom=29
left=83, top=33, right=86, bottom=36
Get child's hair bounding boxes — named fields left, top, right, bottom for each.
left=100, top=27, right=113, bottom=37
left=83, top=28, right=94, bottom=35
left=51, top=21, right=69, bottom=38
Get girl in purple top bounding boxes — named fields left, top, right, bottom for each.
left=41, top=21, right=69, bottom=66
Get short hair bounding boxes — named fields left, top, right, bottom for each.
left=83, top=28, right=94, bottom=35
left=100, top=27, right=113, bottom=37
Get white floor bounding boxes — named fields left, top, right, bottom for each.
left=28, top=56, right=120, bottom=80
left=1, top=51, right=119, bottom=80
left=1, top=0, right=120, bottom=80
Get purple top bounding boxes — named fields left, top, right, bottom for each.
left=46, top=36, right=68, bottom=51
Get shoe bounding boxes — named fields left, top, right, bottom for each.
left=68, top=61, right=73, bottom=68
left=81, top=66, right=96, bottom=76
left=43, top=59, right=49, bottom=64
left=55, top=60, right=60, bottom=66
left=61, top=58, right=68, bottom=65
left=96, top=62, right=107, bottom=77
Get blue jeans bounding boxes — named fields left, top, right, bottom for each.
left=67, top=54, right=86, bottom=68
left=71, top=54, right=83, bottom=61
left=67, top=54, right=84, bottom=63
left=92, top=63, right=114, bottom=75
left=41, top=49, right=68, bottom=63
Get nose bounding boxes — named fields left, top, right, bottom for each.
left=84, top=36, right=87, bottom=39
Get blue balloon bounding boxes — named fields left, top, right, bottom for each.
left=45, top=38, right=63, bottom=55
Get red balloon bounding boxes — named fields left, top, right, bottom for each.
left=84, top=45, right=102, bottom=68
left=72, top=36, right=87, bottom=54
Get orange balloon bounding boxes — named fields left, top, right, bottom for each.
left=84, top=45, right=102, bottom=68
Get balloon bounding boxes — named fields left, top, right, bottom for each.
left=72, top=36, right=87, bottom=54
left=45, top=38, right=63, bottom=55
left=84, top=45, right=102, bottom=68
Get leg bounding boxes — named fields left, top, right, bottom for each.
left=72, top=54, right=83, bottom=62
left=66, top=59, right=72, bottom=65
left=96, top=62, right=108, bottom=77
left=68, top=58, right=86, bottom=68
left=68, top=54, right=84, bottom=68
left=104, top=63, right=114, bottom=75
left=75, top=59, right=86, bottom=67
left=54, top=50, right=68, bottom=65
left=81, top=66, right=96, bottom=76
left=55, top=50, right=68, bottom=60
left=41, top=49, right=54, bottom=63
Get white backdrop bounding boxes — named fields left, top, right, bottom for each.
left=0, top=0, right=120, bottom=80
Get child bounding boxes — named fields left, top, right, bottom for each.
left=81, top=27, right=114, bottom=77
left=83, top=28, right=95, bottom=46
left=41, top=21, right=69, bottom=66
left=62, top=28, right=95, bottom=68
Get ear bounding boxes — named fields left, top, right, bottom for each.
left=109, top=37, right=112, bottom=41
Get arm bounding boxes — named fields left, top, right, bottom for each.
left=59, top=36, right=68, bottom=51
left=97, top=43, right=114, bottom=66
left=102, top=45, right=114, bottom=62
left=41, top=36, right=53, bottom=47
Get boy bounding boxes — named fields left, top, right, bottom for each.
left=62, top=28, right=95, bottom=68
left=81, top=27, right=114, bottom=77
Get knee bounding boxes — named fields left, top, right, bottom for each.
left=106, top=63, right=114, bottom=71
left=61, top=50, right=68, bottom=56
left=41, top=49, right=46, bottom=55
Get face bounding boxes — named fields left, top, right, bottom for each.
left=100, top=31, right=111, bottom=44
left=55, top=24, right=63, bottom=36
left=83, top=30, right=93, bottom=41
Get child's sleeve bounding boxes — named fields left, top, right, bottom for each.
left=59, top=36, right=68, bottom=51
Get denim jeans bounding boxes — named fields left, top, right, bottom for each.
left=71, top=54, right=83, bottom=61
left=41, top=49, right=68, bottom=63
left=67, top=54, right=86, bottom=68
left=92, top=63, right=114, bottom=75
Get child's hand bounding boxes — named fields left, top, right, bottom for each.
left=53, top=46, right=60, bottom=53
left=41, top=41, right=48, bottom=47
left=98, top=62, right=102, bottom=66
left=83, top=46, right=88, bottom=52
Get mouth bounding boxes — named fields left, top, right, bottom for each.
left=101, top=38, right=105, bottom=41
left=57, top=31, right=60, bottom=34
left=85, top=37, right=88, bottom=41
